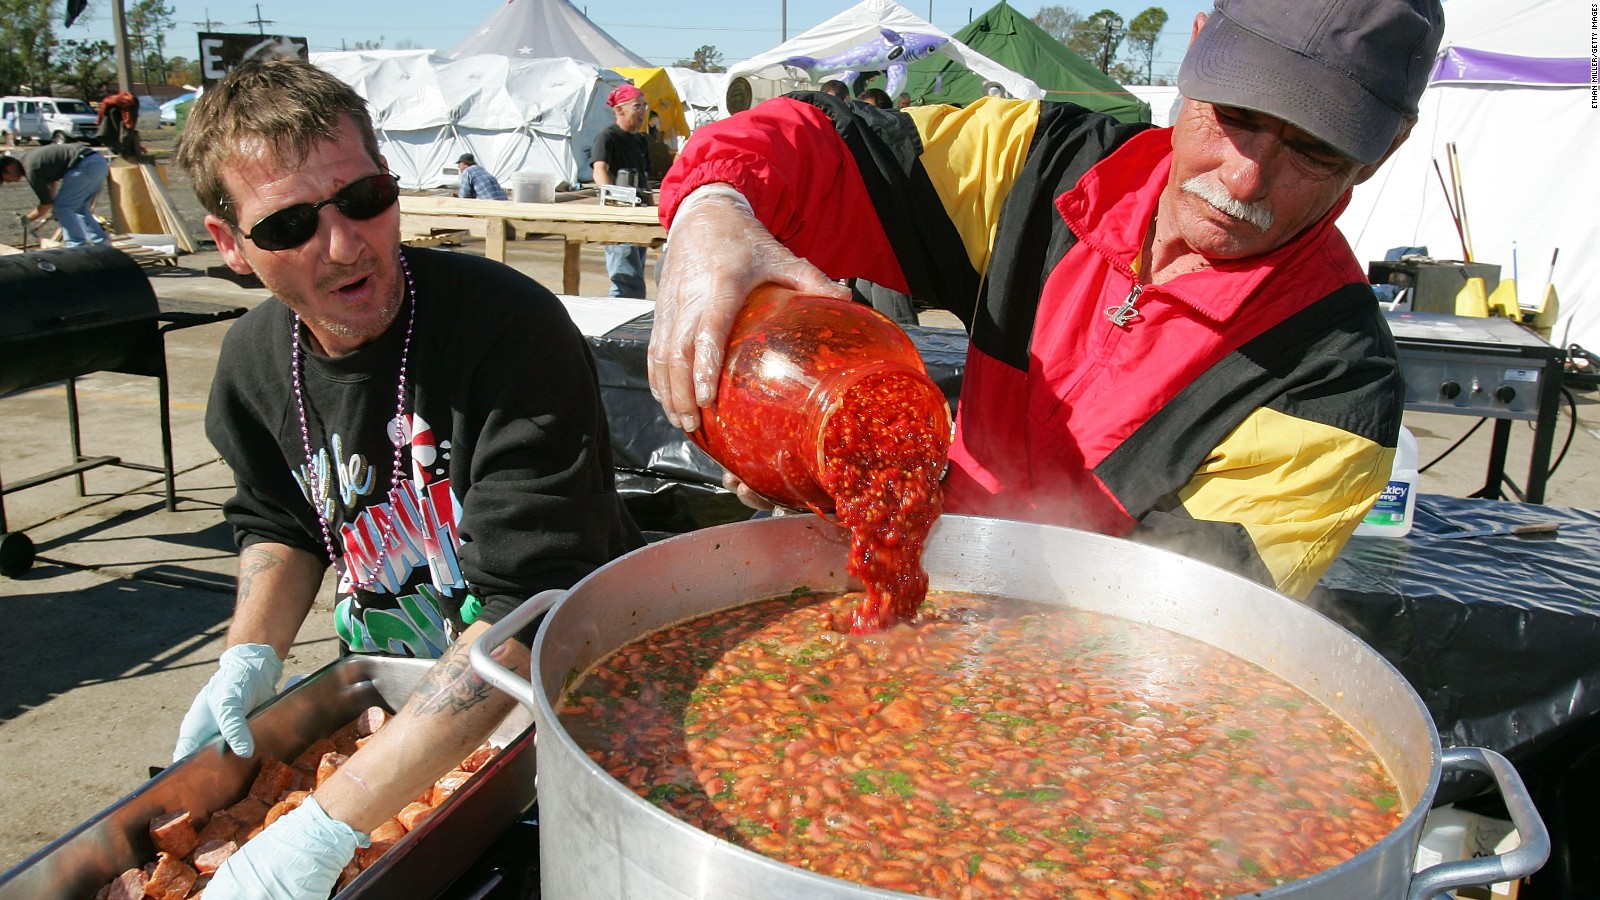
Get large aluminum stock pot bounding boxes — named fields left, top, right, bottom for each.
left=472, top=515, right=1548, bottom=900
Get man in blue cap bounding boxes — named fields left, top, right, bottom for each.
left=647, top=0, right=1446, bottom=599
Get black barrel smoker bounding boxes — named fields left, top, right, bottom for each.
left=0, top=246, right=241, bottom=576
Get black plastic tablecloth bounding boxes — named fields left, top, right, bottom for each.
left=1311, top=495, right=1600, bottom=898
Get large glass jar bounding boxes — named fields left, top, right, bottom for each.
left=688, top=284, right=951, bottom=516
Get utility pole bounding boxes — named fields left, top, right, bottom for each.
left=781, top=0, right=787, bottom=41
left=109, top=0, right=136, bottom=91
left=191, top=8, right=223, bottom=30
left=246, top=3, right=275, bottom=36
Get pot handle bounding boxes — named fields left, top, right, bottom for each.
left=1407, top=746, right=1550, bottom=900
left=468, top=589, right=564, bottom=713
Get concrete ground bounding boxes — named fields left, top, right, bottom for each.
left=1, top=135, right=1598, bottom=874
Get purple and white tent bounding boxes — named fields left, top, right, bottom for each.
left=1338, top=0, right=1595, bottom=351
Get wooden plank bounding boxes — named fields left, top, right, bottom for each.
left=484, top=216, right=508, bottom=262
left=400, top=229, right=469, bottom=248
left=139, top=163, right=201, bottom=253
left=563, top=241, right=582, bottom=296
left=402, top=214, right=488, bottom=238
left=398, top=195, right=663, bottom=225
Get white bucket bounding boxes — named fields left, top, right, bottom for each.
left=511, top=170, right=556, bottom=203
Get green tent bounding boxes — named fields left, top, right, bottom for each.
left=899, top=1, right=1150, bottom=123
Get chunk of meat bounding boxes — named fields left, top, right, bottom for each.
left=396, top=801, right=435, bottom=832
left=147, top=809, right=199, bottom=858
left=223, top=796, right=270, bottom=829
left=143, top=851, right=198, bottom=900
left=191, top=839, right=237, bottom=875
left=458, top=744, right=497, bottom=774
left=328, top=722, right=362, bottom=756
left=316, top=751, right=349, bottom=787
left=194, top=810, right=241, bottom=846
left=262, top=790, right=308, bottom=828
left=246, top=757, right=297, bottom=803
left=355, top=819, right=407, bottom=869
left=101, top=867, right=146, bottom=900
left=370, top=818, right=407, bottom=843
left=355, top=706, right=389, bottom=737
left=430, top=769, right=473, bottom=806
left=291, top=738, right=337, bottom=774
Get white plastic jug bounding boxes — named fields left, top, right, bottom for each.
left=1354, top=425, right=1418, bottom=537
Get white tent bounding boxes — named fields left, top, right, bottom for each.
left=1337, top=0, right=1595, bottom=351
left=663, top=66, right=732, bottom=132
left=1121, top=84, right=1181, bottom=127
left=446, top=0, right=647, bottom=68
left=313, top=50, right=626, bottom=190
left=725, top=0, right=1041, bottom=112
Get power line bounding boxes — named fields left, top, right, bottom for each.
left=190, top=8, right=226, bottom=30
left=245, top=3, right=274, bottom=36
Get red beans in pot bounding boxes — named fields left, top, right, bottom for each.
left=559, top=590, right=1403, bottom=899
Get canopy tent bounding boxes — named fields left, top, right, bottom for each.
left=1337, top=0, right=1595, bottom=352
left=447, top=0, right=647, bottom=68
left=662, top=66, right=731, bottom=132
left=313, top=50, right=625, bottom=189
left=1121, top=84, right=1181, bottom=127
left=898, top=2, right=1147, bottom=121
left=724, top=0, right=1041, bottom=113
left=610, top=66, right=692, bottom=146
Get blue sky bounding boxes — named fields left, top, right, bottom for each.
left=69, top=0, right=1209, bottom=82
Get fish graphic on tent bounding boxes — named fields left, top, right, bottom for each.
left=780, top=27, right=948, bottom=96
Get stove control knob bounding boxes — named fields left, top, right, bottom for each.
left=1439, top=381, right=1462, bottom=400
left=1494, top=384, right=1517, bottom=404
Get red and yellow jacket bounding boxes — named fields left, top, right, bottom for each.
left=661, top=95, right=1402, bottom=598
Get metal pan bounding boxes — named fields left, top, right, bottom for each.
left=0, top=654, right=535, bottom=900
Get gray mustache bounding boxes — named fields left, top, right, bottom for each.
left=1181, top=176, right=1274, bottom=232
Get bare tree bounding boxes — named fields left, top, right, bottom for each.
left=1032, top=5, right=1083, bottom=43
left=1124, top=7, right=1169, bottom=86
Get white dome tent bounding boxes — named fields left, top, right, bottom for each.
left=313, top=50, right=626, bottom=190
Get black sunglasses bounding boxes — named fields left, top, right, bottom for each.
left=240, top=173, right=400, bottom=251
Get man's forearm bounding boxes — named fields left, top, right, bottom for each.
left=592, top=160, right=613, bottom=185
left=227, top=542, right=325, bottom=659
left=313, top=619, right=530, bottom=834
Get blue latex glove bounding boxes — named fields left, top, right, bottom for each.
left=205, top=795, right=368, bottom=899
left=173, top=643, right=283, bottom=761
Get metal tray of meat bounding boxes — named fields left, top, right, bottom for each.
left=0, top=654, right=537, bottom=900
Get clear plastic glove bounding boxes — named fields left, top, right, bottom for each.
left=173, top=643, right=283, bottom=761
left=204, top=795, right=367, bottom=900
left=649, top=184, right=850, bottom=433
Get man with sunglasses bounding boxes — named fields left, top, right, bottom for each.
left=170, top=55, right=641, bottom=896
left=591, top=83, right=653, bottom=298
left=649, top=0, right=1444, bottom=600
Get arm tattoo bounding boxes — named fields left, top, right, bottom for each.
left=237, top=547, right=284, bottom=603
left=411, top=646, right=495, bottom=717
